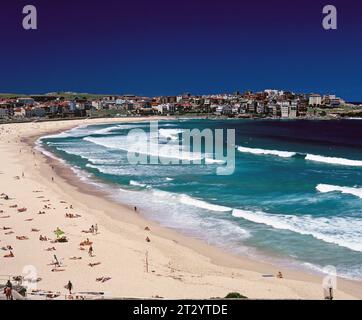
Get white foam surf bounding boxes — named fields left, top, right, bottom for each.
left=129, top=180, right=147, bottom=188
left=158, top=128, right=183, bottom=140
left=236, top=145, right=362, bottom=167
left=237, top=146, right=296, bottom=158
left=205, top=158, right=226, bottom=164
left=316, top=184, right=362, bottom=199
left=84, top=136, right=204, bottom=162
left=305, top=154, right=362, bottom=167
left=232, top=209, right=362, bottom=252
left=178, top=194, right=232, bottom=212
left=150, top=189, right=232, bottom=212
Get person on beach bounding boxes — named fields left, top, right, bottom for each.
left=88, top=245, right=93, bottom=257
left=94, top=224, right=98, bottom=235
left=90, top=225, right=94, bottom=234
left=5, top=280, right=12, bottom=289
left=54, top=254, right=60, bottom=267
left=134, top=206, right=137, bottom=212
left=4, top=251, right=14, bottom=258
left=4, top=280, right=13, bottom=300
left=66, top=281, right=73, bottom=295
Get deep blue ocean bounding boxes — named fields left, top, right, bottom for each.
left=40, top=119, right=362, bottom=279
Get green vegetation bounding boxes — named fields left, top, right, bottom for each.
left=224, top=292, right=248, bottom=299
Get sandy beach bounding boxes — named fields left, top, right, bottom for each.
left=0, top=117, right=361, bottom=300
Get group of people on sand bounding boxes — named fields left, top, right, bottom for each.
left=90, top=224, right=98, bottom=235
left=39, top=235, right=48, bottom=241
left=1, top=193, right=10, bottom=200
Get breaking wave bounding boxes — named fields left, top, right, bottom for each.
left=316, top=184, right=362, bottom=199
left=232, top=209, right=362, bottom=252
left=236, top=146, right=296, bottom=158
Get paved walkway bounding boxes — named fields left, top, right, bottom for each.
left=0, top=287, right=25, bottom=300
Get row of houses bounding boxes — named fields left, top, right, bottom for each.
left=0, top=91, right=346, bottom=120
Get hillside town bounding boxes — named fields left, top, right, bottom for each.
left=0, top=90, right=361, bottom=122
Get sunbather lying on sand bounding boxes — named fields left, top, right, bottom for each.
left=17, top=207, right=27, bottom=213
left=69, top=256, right=82, bottom=260
left=5, top=231, right=14, bottom=235
left=16, top=236, right=29, bottom=240
left=1, top=245, right=13, bottom=251
left=31, top=228, right=40, bottom=232
left=45, top=247, right=56, bottom=251
left=2, top=226, right=12, bottom=230
left=96, top=277, right=111, bottom=283
left=80, top=238, right=93, bottom=246
left=65, top=213, right=81, bottom=218
left=88, top=262, right=101, bottom=267
left=4, top=251, right=14, bottom=258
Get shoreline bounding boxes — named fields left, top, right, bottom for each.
left=1, top=117, right=361, bottom=299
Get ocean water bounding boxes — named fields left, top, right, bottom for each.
left=41, top=119, right=362, bottom=279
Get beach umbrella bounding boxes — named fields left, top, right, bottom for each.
left=54, top=228, right=64, bottom=239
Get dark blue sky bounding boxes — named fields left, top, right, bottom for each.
left=0, top=0, right=361, bottom=100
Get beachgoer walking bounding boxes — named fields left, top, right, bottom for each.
left=66, top=281, right=73, bottom=295
left=94, top=224, right=98, bottom=235
left=134, top=206, right=137, bottom=212
left=88, top=245, right=93, bottom=257
left=4, top=280, right=13, bottom=300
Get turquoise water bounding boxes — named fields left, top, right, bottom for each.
left=41, top=119, right=362, bottom=279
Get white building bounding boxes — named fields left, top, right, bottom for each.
left=309, top=94, right=322, bottom=106
left=265, top=89, right=284, bottom=97
left=0, top=108, right=9, bottom=118
left=92, top=100, right=103, bottom=109
left=69, top=101, right=77, bottom=111
left=281, top=105, right=289, bottom=118
left=154, top=103, right=175, bottom=115
left=289, top=104, right=297, bottom=118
